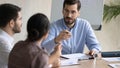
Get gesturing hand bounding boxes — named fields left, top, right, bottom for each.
left=54, top=30, right=71, bottom=43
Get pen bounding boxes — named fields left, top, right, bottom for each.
left=89, top=54, right=98, bottom=59
left=60, top=56, right=69, bottom=59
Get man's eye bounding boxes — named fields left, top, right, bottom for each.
left=71, top=11, right=76, bottom=14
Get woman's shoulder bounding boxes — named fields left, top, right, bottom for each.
left=15, top=40, right=25, bottom=45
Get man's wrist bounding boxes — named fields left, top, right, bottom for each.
left=92, top=49, right=101, bottom=54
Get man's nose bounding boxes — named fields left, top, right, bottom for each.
left=67, top=13, right=72, bottom=18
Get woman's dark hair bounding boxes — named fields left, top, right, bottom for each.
left=27, top=13, right=50, bottom=42
left=63, top=0, right=81, bottom=11
left=0, top=3, right=21, bottom=27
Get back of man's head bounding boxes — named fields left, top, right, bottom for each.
left=0, top=3, right=21, bottom=28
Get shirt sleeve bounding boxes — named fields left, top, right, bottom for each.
left=31, top=52, right=50, bottom=68
left=41, top=23, right=57, bottom=53
left=85, top=21, right=101, bottom=52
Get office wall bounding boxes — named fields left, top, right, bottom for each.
left=0, top=0, right=52, bottom=43
left=0, top=0, right=119, bottom=52
left=51, top=0, right=120, bottom=52
left=51, top=0, right=103, bottom=30
left=94, top=0, right=120, bottom=52
left=94, top=15, right=120, bottom=52
left=81, top=0, right=120, bottom=52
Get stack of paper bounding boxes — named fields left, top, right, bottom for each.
left=61, top=53, right=91, bottom=60
left=102, top=57, right=120, bottom=68
left=109, top=63, right=120, bottom=68
left=60, top=53, right=91, bottom=66
left=60, top=59, right=79, bottom=66
left=102, top=57, right=120, bottom=62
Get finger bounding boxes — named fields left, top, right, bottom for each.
left=59, top=30, right=71, bottom=40
left=64, top=32, right=71, bottom=38
left=63, top=30, right=70, bottom=34
left=89, top=50, right=95, bottom=56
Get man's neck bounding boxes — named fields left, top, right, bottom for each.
left=1, top=27, right=14, bottom=37
left=66, top=22, right=75, bottom=29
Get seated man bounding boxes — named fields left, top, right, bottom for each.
left=0, top=3, right=22, bottom=68
left=42, top=0, right=101, bottom=55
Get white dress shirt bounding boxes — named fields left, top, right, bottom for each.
left=0, top=29, right=14, bottom=68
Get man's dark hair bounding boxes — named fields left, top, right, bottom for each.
left=27, top=13, right=50, bottom=42
left=63, top=0, right=81, bottom=11
left=0, top=3, right=21, bottom=27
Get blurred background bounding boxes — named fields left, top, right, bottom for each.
left=0, top=0, right=120, bottom=52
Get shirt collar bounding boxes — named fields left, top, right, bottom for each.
left=0, top=28, right=14, bottom=44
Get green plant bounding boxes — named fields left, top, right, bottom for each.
left=103, top=5, right=120, bottom=22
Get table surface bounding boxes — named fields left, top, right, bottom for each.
left=60, top=58, right=120, bottom=68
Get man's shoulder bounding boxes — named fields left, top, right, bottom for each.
left=0, top=36, right=11, bottom=52
left=76, top=18, right=90, bottom=25
left=77, top=18, right=89, bottom=23
left=0, top=36, right=8, bottom=45
left=52, top=18, right=63, bottom=24
left=50, top=18, right=63, bottom=28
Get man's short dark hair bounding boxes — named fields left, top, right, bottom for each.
left=63, top=0, right=81, bottom=11
left=0, top=3, right=21, bottom=27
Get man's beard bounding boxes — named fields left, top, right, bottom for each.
left=64, top=17, right=75, bottom=25
left=12, top=23, right=21, bottom=33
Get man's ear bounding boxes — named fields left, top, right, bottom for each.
left=9, top=19, right=15, bottom=28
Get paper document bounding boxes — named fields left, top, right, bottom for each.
left=109, top=63, right=120, bottom=68
left=60, top=53, right=91, bottom=66
left=60, top=59, right=79, bottom=66
left=61, top=53, right=92, bottom=60
left=102, top=57, right=120, bottom=62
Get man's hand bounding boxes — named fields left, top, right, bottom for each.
left=88, top=50, right=101, bottom=59
left=89, top=50, right=96, bottom=56
left=54, top=30, right=71, bottom=43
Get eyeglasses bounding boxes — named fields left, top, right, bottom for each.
left=63, top=9, right=77, bottom=15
